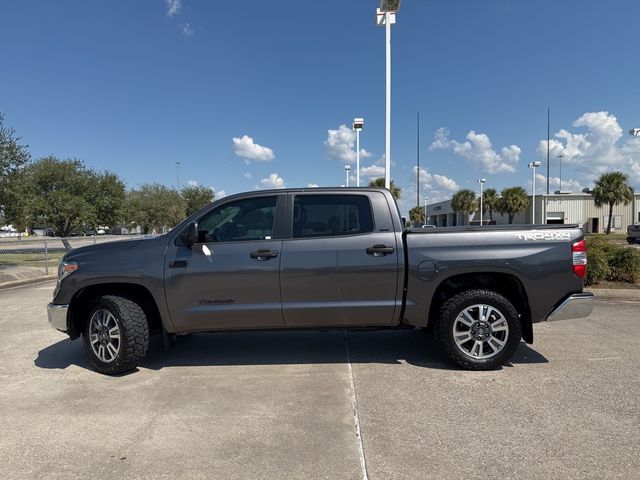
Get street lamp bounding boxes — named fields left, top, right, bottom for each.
left=376, top=0, right=401, bottom=189
left=630, top=128, right=640, bottom=137
left=344, top=164, right=351, bottom=187
left=477, top=178, right=486, bottom=226
left=176, top=161, right=181, bottom=190
left=423, top=196, right=428, bottom=227
left=353, top=117, right=364, bottom=187
left=558, top=154, right=564, bottom=192
left=528, top=161, right=541, bottom=224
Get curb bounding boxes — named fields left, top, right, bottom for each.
left=588, top=288, right=640, bottom=301
left=0, top=275, right=57, bottom=291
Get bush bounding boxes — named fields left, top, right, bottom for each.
left=609, top=247, right=640, bottom=283
left=585, top=237, right=640, bottom=285
left=585, top=237, right=614, bottom=285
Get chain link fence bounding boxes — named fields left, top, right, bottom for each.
left=0, top=234, right=145, bottom=286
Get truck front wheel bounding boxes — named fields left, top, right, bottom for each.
left=435, top=289, right=521, bottom=370
left=82, top=295, right=149, bottom=375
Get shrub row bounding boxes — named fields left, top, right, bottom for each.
left=585, top=237, right=640, bottom=285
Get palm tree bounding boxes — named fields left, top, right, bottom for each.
left=368, top=178, right=401, bottom=200
left=592, top=171, right=634, bottom=234
left=451, top=189, right=476, bottom=225
left=409, top=205, right=425, bottom=226
left=498, top=186, right=528, bottom=224
left=480, top=188, right=499, bottom=223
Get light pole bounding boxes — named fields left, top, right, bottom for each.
left=528, top=161, right=541, bottom=224
left=376, top=0, right=401, bottom=189
left=477, top=178, right=486, bottom=226
left=558, top=154, right=564, bottom=192
left=423, top=197, right=428, bottom=227
left=176, top=161, right=181, bottom=190
left=353, top=117, right=364, bottom=187
left=344, top=164, right=351, bottom=187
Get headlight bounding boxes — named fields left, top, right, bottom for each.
left=58, top=261, right=78, bottom=280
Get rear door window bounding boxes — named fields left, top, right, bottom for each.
left=292, top=195, right=374, bottom=238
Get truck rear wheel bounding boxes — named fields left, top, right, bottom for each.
left=82, top=295, right=149, bottom=375
left=435, top=289, right=521, bottom=370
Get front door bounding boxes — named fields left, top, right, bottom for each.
left=165, top=195, right=285, bottom=332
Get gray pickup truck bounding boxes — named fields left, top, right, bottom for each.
left=48, top=188, right=594, bottom=374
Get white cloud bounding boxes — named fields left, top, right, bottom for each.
left=213, top=188, right=227, bottom=199
left=232, top=135, right=275, bottom=162
left=432, top=173, right=460, bottom=191
left=537, top=112, right=640, bottom=186
left=360, top=155, right=395, bottom=179
left=179, top=22, right=194, bottom=36
left=307, top=183, right=319, bottom=188
left=530, top=174, right=583, bottom=194
left=414, top=167, right=460, bottom=192
left=165, top=0, right=182, bottom=16
left=429, top=127, right=520, bottom=174
left=187, top=180, right=199, bottom=187
left=360, top=164, right=385, bottom=178
left=259, top=173, right=285, bottom=189
left=324, top=125, right=372, bottom=163
left=396, top=167, right=461, bottom=216
left=243, top=172, right=253, bottom=179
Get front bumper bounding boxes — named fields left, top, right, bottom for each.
left=47, top=303, right=69, bottom=332
left=547, top=293, right=595, bottom=321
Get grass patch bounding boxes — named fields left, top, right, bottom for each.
left=0, top=253, right=64, bottom=269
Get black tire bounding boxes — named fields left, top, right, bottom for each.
left=434, top=289, right=521, bottom=370
left=82, top=295, right=149, bottom=375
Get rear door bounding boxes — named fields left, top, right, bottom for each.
left=165, top=194, right=285, bottom=331
left=280, top=192, right=400, bottom=327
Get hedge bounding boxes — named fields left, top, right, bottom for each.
left=585, top=237, right=640, bottom=285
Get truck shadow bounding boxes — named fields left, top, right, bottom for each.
left=35, top=329, right=548, bottom=373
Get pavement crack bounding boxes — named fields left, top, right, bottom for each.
left=344, top=329, right=369, bottom=480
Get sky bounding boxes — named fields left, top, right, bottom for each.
left=1, top=0, right=639, bottom=215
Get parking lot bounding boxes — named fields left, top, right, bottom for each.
left=1, top=282, right=638, bottom=480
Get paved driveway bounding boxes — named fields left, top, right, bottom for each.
left=1, top=282, right=638, bottom=479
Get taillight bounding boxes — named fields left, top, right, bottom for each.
left=572, top=239, right=587, bottom=279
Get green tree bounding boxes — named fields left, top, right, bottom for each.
left=409, top=205, right=426, bottom=226
left=368, top=177, right=401, bottom=200
left=451, top=189, right=476, bottom=225
left=92, top=172, right=127, bottom=228
left=498, top=186, right=529, bottom=224
left=480, top=188, right=499, bottom=222
left=0, top=113, right=31, bottom=213
left=592, top=171, right=634, bottom=234
left=5, top=156, right=125, bottom=236
left=126, top=184, right=186, bottom=234
left=181, top=184, right=214, bottom=216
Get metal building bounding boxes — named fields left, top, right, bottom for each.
left=427, top=193, right=640, bottom=233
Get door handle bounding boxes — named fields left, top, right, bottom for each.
left=366, top=244, right=394, bottom=256
left=169, top=260, right=188, bottom=268
left=250, top=249, right=279, bottom=260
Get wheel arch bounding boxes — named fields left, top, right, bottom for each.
left=428, top=272, right=533, bottom=344
left=68, top=283, right=162, bottom=340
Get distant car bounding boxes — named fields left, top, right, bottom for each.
left=419, top=224, right=436, bottom=228
left=96, top=228, right=106, bottom=235
left=627, top=225, right=640, bottom=244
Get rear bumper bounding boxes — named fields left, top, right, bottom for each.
left=547, top=293, right=595, bottom=322
left=47, top=303, right=69, bottom=332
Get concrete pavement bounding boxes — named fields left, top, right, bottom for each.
left=1, top=281, right=639, bottom=479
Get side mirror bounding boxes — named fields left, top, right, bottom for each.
left=185, top=222, right=199, bottom=246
